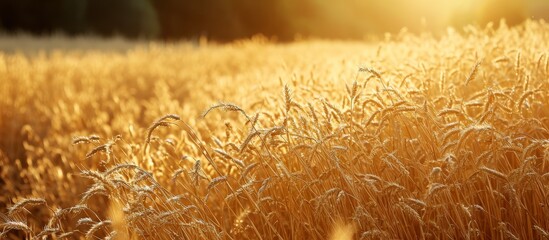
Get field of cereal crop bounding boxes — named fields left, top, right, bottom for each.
left=1, top=20, right=549, bottom=239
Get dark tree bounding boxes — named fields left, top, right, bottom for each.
left=87, top=0, right=160, bottom=38
left=151, top=0, right=243, bottom=41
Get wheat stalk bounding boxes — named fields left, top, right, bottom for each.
left=465, top=59, right=482, bottom=86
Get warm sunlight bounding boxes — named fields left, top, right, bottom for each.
left=318, top=0, right=532, bottom=33
left=1, top=1, right=549, bottom=239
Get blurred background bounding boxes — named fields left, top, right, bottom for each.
left=0, top=0, right=548, bottom=41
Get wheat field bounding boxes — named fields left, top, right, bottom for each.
left=1, top=20, right=549, bottom=239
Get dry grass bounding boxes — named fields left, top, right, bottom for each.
left=1, top=20, right=549, bottom=239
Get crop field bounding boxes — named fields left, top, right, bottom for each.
left=1, top=20, right=549, bottom=239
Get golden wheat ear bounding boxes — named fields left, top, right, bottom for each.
left=143, top=114, right=181, bottom=154
left=202, top=102, right=250, bottom=120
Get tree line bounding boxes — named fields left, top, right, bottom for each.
left=0, top=0, right=531, bottom=41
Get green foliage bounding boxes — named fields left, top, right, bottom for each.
left=0, top=0, right=159, bottom=38
left=54, top=0, right=87, bottom=34
left=152, top=0, right=244, bottom=40
left=87, top=0, right=160, bottom=38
